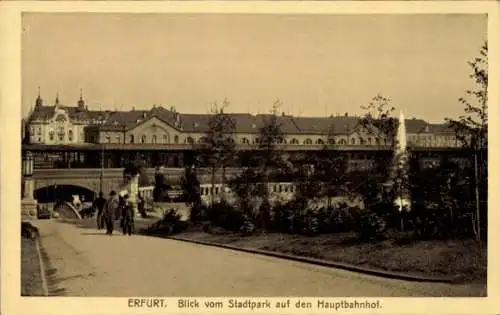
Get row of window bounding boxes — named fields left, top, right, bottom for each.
left=97, top=133, right=462, bottom=147
left=103, top=134, right=181, bottom=144
left=200, top=183, right=297, bottom=196
left=99, top=134, right=392, bottom=146
left=46, top=129, right=84, bottom=142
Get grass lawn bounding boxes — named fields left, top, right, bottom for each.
left=171, top=227, right=486, bottom=284
left=21, top=238, right=45, bottom=296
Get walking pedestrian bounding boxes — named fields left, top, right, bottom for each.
left=102, top=191, right=119, bottom=235
left=121, top=194, right=135, bottom=236
left=137, top=193, right=147, bottom=218
left=93, top=192, right=107, bottom=229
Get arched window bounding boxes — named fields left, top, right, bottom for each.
left=339, top=138, right=346, bottom=145
left=359, top=137, right=365, bottom=145
left=129, top=135, right=135, bottom=143
left=198, top=137, right=207, bottom=144
left=174, top=135, right=179, bottom=144
left=141, top=135, right=147, bottom=143
left=186, top=137, right=194, bottom=144
left=242, top=137, right=249, bottom=144
left=316, top=139, right=324, bottom=145
left=152, top=135, right=157, bottom=144
left=328, top=138, right=335, bottom=145
left=163, top=134, right=169, bottom=144
left=291, top=138, right=299, bottom=144
left=49, top=129, right=55, bottom=141
left=37, top=127, right=42, bottom=135
left=57, top=126, right=65, bottom=141
left=68, top=130, right=73, bottom=141
left=368, top=137, right=372, bottom=145
left=351, top=138, right=356, bottom=145
left=304, top=138, right=312, bottom=145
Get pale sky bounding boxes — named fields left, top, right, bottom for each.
left=22, top=13, right=487, bottom=122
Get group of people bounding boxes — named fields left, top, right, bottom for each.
left=92, top=191, right=136, bottom=236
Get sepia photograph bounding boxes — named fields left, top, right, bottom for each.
left=12, top=5, right=491, bottom=303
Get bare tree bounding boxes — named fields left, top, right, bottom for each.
left=256, top=99, right=287, bottom=230
left=446, top=41, right=488, bottom=242
left=357, top=94, right=398, bottom=208
left=359, top=94, right=398, bottom=146
left=201, top=99, right=236, bottom=206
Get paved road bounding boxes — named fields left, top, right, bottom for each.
left=35, top=219, right=485, bottom=297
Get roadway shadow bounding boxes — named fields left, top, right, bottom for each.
left=39, top=242, right=68, bottom=297
left=80, top=232, right=111, bottom=236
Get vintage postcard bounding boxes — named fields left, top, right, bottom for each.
left=1, top=1, right=499, bottom=315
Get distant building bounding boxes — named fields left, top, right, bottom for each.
left=25, top=90, right=107, bottom=145
left=24, top=91, right=461, bottom=148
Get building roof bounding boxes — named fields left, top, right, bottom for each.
left=28, top=102, right=455, bottom=136
left=29, top=104, right=109, bottom=123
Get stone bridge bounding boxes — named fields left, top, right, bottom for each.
left=32, top=167, right=243, bottom=196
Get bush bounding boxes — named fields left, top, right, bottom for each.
left=144, top=209, right=188, bottom=236
left=207, top=201, right=246, bottom=232
left=239, top=216, right=256, bottom=236
left=327, top=203, right=361, bottom=233
left=189, top=203, right=207, bottom=223
left=354, top=209, right=387, bottom=241
left=298, top=209, right=321, bottom=236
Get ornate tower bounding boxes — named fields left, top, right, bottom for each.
left=35, top=87, right=43, bottom=108
left=77, top=88, right=85, bottom=111
left=55, top=92, right=61, bottom=108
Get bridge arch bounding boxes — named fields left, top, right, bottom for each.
left=34, top=184, right=97, bottom=203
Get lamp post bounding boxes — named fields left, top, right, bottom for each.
left=100, top=141, right=104, bottom=194
left=97, top=122, right=105, bottom=194
left=21, top=151, right=38, bottom=217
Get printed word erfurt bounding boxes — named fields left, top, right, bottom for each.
left=128, top=298, right=167, bottom=308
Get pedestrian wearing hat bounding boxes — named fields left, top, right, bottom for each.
left=121, top=194, right=135, bottom=236
left=102, top=191, right=119, bottom=235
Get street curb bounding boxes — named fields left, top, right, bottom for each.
left=167, top=236, right=459, bottom=284
left=35, top=237, right=49, bottom=296
left=22, top=219, right=49, bottom=296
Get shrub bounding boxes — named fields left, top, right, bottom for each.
left=189, top=203, right=207, bottom=223
left=203, top=222, right=212, bottom=233
left=354, top=209, right=387, bottom=241
left=144, top=209, right=188, bottom=236
left=207, top=201, right=246, bottom=232
left=298, top=209, right=321, bottom=236
left=239, top=216, right=256, bottom=236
